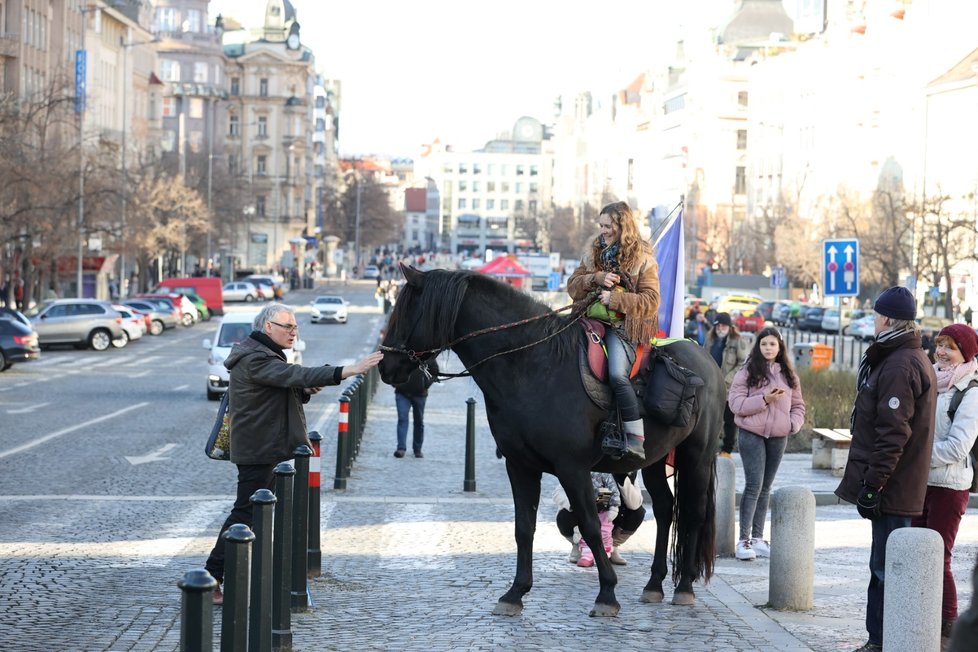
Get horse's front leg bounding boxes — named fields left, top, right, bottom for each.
left=559, top=470, right=620, bottom=617
left=492, top=458, right=542, bottom=616
left=640, top=460, right=672, bottom=604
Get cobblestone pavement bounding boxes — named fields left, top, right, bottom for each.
left=2, top=348, right=975, bottom=651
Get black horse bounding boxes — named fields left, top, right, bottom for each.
left=379, top=267, right=723, bottom=616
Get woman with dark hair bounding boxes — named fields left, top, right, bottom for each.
left=727, top=327, right=806, bottom=561
left=567, top=201, right=660, bottom=461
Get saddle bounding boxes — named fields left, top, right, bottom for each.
left=578, top=319, right=704, bottom=428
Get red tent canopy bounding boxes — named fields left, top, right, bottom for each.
left=476, top=255, right=531, bottom=288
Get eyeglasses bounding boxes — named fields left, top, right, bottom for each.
left=269, top=320, right=298, bottom=334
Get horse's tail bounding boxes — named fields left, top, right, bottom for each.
left=670, top=452, right=717, bottom=586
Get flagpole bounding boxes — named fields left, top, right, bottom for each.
left=650, top=197, right=685, bottom=245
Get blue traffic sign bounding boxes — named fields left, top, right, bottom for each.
left=547, top=271, right=561, bottom=292
left=75, top=50, right=86, bottom=114
left=823, top=239, right=859, bottom=297
left=770, top=265, right=786, bottom=289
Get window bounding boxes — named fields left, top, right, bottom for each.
left=737, top=129, right=747, bottom=150
left=500, top=199, right=509, bottom=210
left=737, top=91, right=748, bottom=107
left=472, top=198, right=480, bottom=210
left=458, top=163, right=468, bottom=175
left=487, top=181, right=495, bottom=192
left=162, top=97, right=176, bottom=117
left=530, top=165, right=538, bottom=176
left=160, top=59, right=180, bottom=82
left=256, top=196, right=266, bottom=216
left=529, top=183, right=538, bottom=194
left=528, top=200, right=537, bottom=213
left=473, top=164, right=481, bottom=175
left=735, top=166, right=746, bottom=194
left=514, top=200, right=524, bottom=210
left=193, top=62, right=207, bottom=83
left=515, top=182, right=523, bottom=194
left=487, top=199, right=495, bottom=210
left=155, top=7, right=178, bottom=31
left=501, top=182, right=510, bottom=193
left=472, top=181, right=480, bottom=192
left=188, top=98, right=203, bottom=119
left=259, top=78, right=268, bottom=96
left=228, top=114, right=239, bottom=136
left=257, top=116, right=267, bottom=137
left=257, top=155, right=267, bottom=176
left=230, top=77, right=240, bottom=96
left=487, top=164, right=494, bottom=175
left=185, top=9, right=201, bottom=32
left=442, top=164, right=454, bottom=174
left=458, top=198, right=467, bottom=209
left=516, top=165, right=525, bottom=176
left=161, top=129, right=176, bottom=152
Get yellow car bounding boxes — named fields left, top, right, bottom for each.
left=716, top=294, right=763, bottom=316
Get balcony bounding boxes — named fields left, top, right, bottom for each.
left=0, top=32, right=19, bottom=58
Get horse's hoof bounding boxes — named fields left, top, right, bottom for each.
left=492, top=601, right=523, bottom=616
left=671, top=591, right=695, bottom=606
left=589, top=602, right=620, bottom=617
left=640, top=590, right=665, bottom=603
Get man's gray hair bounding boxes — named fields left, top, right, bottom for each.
left=887, top=317, right=920, bottom=335
left=253, top=303, right=295, bottom=331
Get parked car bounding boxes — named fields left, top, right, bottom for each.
left=756, top=301, right=777, bottom=322
left=310, top=295, right=349, bottom=324
left=844, top=315, right=877, bottom=341
left=0, top=317, right=40, bottom=371
left=157, top=276, right=224, bottom=316
left=798, top=306, right=826, bottom=332
left=202, top=312, right=305, bottom=400
left=223, top=281, right=261, bottom=303
left=732, top=310, right=765, bottom=333
left=242, top=275, right=285, bottom=299
left=25, top=299, right=126, bottom=351
left=120, top=299, right=178, bottom=335
left=361, top=265, right=381, bottom=281
left=153, top=285, right=211, bottom=322
left=772, top=301, right=793, bottom=326
left=0, top=307, right=32, bottom=328
left=135, top=293, right=196, bottom=327
left=111, top=305, right=147, bottom=348
left=716, top=294, right=763, bottom=316
left=822, top=308, right=867, bottom=333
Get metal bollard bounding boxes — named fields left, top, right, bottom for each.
left=178, top=569, right=217, bottom=652
left=249, top=489, right=276, bottom=652
left=714, top=455, right=736, bottom=557
left=221, top=524, right=255, bottom=652
left=272, top=462, right=295, bottom=650
left=768, top=486, right=815, bottom=610
left=464, top=397, right=477, bottom=492
left=307, top=431, right=322, bottom=578
left=291, top=445, right=312, bottom=610
left=334, top=395, right=350, bottom=490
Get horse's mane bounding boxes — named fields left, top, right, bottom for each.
left=388, top=269, right=577, bottom=360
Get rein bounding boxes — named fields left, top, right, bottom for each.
left=380, top=292, right=598, bottom=380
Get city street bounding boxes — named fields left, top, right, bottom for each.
left=0, top=282, right=385, bottom=651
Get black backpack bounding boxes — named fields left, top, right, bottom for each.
left=947, top=379, right=978, bottom=493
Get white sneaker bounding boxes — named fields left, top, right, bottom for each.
left=751, top=538, right=770, bottom=558
left=735, top=539, right=756, bottom=561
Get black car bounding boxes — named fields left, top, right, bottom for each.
left=0, top=307, right=31, bottom=327
left=0, top=317, right=40, bottom=371
left=798, top=306, right=826, bottom=332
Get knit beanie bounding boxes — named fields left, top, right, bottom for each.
left=938, top=324, right=978, bottom=362
left=714, top=312, right=732, bottom=327
left=873, top=286, right=916, bottom=321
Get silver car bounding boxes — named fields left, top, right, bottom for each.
left=26, top=299, right=125, bottom=351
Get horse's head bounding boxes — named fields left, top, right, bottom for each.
left=379, top=264, right=466, bottom=385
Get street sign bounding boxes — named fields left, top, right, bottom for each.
left=75, top=50, right=86, bottom=114
left=822, top=239, right=859, bottom=297
left=547, top=271, right=561, bottom=291
left=770, top=265, right=786, bottom=289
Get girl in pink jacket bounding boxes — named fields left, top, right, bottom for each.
left=727, top=327, right=806, bottom=561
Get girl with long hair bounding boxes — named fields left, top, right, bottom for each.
left=727, top=326, right=806, bottom=560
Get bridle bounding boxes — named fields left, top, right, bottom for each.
left=379, top=292, right=598, bottom=379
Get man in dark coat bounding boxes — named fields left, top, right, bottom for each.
left=392, top=358, right=438, bottom=458
left=836, top=286, right=937, bottom=652
left=204, top=303, right=383, bottom=604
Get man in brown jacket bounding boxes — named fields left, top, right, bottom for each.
left=836, top=286, right=937, bottom=652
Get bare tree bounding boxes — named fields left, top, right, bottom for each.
left=773, top=214, right=825, bottom=290
left=909, top=190, right=977, bottom=318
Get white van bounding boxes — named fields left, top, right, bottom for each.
left=202, top=311, right=305, bottom=400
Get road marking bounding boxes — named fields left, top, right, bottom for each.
left=125, top=443, right=178, bottom=465
left=0, top=402, right=150, bottom=460
left=6, top=401, right=51, bottom=414
left=172, top=384, right=189, bottom=391
left=127, top=370, right=151, bottom=378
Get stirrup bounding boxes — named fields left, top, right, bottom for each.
left=600, top=420, right=626, bottom=460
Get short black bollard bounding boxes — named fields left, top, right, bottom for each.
left=178, top=569, right=217, bottom=652
left=249, top=489, right=276, bottom=652
left=272, top=462, right=295, bottom=650
left=334, top=395, right=350, bottom=490
left=221, top=524, right=255, bottom=652
left=464, top=397, right=477, bottom=492
left=291, top=445, right=312, bottom=610
left=307, top=431, right=323, bottom=578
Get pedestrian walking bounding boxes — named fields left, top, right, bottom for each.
left=204, top=303, right=383, bottom=605
left=392, top=358, right=438, bottom=458
left=835, top=286, right=937, bottom=652
left=706, top=312, right=749, bottom=456
left=912, top=323, right=978, bottom=644
left=567, top=200, right=660, bottom=461
left=727, top=326, right=805, bottom=561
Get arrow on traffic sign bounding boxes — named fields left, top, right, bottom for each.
left=843, top=244, right=855, bottom=290
left=126, top=443, right=178, bottom=465
left=826, top=245, right=838, bottom=292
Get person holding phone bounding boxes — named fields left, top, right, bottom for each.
left=727, top=327, right=806, bottom=561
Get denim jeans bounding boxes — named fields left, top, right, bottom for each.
left=911, top=486, right=970, bottom=621
left=205, top=463, right=277, bottom=584
left=395, top=390, right=427, bottom=452
left=866, top=514, right=912, bottom=645
left=737, top=429, right=787, bottom=541
left=606, top=328, right=639, bottom=422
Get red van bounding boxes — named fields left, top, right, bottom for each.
left=157, top=277, right=225, bottom=316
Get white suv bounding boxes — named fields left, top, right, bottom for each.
left=202, top=312, right=304, bottom=400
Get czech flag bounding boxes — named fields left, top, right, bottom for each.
left=653, top=208, right=685, bottom=338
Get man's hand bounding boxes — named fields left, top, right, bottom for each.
left=304, top=386, right=323, bottom=396
left=342, top=350, right=384, bottom=378
left=856, top=484, right=882, bottom=520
